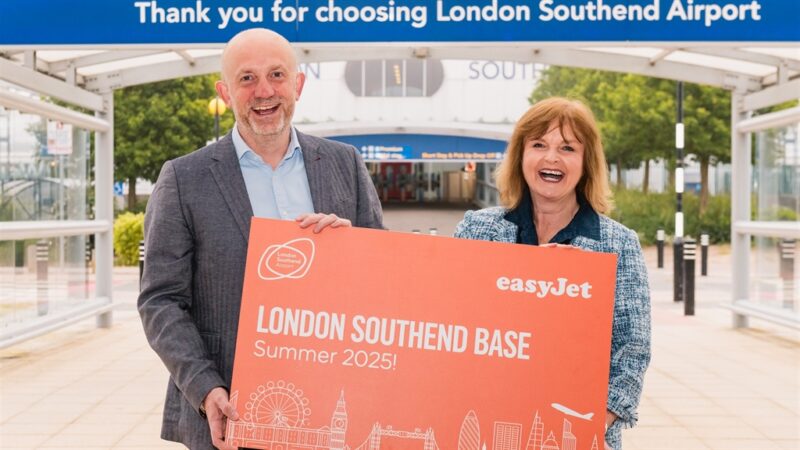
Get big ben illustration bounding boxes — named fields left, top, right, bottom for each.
left=330, top=391, right=348, bottom=450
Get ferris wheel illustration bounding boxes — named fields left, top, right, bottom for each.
left=244, top=380, right=312, bottom=427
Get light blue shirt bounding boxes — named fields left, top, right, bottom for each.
left=232, top=124, right=315, bottom=220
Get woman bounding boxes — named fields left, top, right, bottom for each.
left=454, top=97, right=651, bottom=450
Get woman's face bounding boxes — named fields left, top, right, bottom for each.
left=522, top=121, right=585, bottom=205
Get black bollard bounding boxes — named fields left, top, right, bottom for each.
left=673, top=237, right=684, bottom=302
left=683, top=238, right=696, bottom=316
left=429, top=227, right=438, bottom=236
left=411, top=229, right=421, bottom=235
left=656, top=229, right=665, bottom=269
left=700, top=233, right=709, bottom=276
left=779, top=239, right=795, bottom=309
left=36, top=239, right=49, bottom=316
left=139, top=240, right=146, bottom=284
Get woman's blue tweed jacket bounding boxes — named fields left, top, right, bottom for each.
left=454, top=207, right=651, bottom=450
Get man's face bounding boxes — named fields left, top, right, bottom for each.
left=216, top=37, right=305, bottom=140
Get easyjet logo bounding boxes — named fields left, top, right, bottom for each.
left=496, top=276, right=592, bottom=299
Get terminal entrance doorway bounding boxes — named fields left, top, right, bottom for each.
left=366, top=161, right=492, bottom=206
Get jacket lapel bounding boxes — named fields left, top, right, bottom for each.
left=209, top=134, right=253, bottom=243
left=298, top=131, right=328, bottom=213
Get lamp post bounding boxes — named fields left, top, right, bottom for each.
left=674, top=81, right=685, bottom=303
left=208, top=97, right=227, bottom=141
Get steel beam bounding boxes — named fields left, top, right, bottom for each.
left=0, top=57, right=105, bottom=111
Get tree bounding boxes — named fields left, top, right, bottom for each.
left=682, top=84, right=731, bottom=212
left=530, top=67, right=731, bottom=205
left=595, top=75, right=674, bottom=192
left=531, top=67, right=674, bottom=191
left=114, top=74, right=234, bottom=210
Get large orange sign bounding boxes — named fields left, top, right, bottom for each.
left=227, top=218, right=617, bottom=450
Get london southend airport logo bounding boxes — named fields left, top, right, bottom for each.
left=258, top=238, right=316, bottom=281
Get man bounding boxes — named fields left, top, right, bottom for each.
left=138, top=28, right=383, bottom=450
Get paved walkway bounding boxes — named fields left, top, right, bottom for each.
left=1, top=207, right=798, bottom=450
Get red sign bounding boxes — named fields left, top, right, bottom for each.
left=228, top=218, right=617, bottom=450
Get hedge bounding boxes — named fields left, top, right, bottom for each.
left=113, top=212, right=144, bottom=266
left=609, top=190, right=731, bottom=245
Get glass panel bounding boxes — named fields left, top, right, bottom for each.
left=0, top=102, right=95, bottom=333
left=406, top=59, right=424, bottom=97
left=751, top=122, right=799, bottom=312
left=385, top=59, right=404, bottom=97
left=0, top=107, right=90, bottom=222
left=344, top=60, right=363, bottom=97
left=0, top=236, right=96, bottom=330
left=364, top=60, right=383, bottom=97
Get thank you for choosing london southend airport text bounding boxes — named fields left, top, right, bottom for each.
left=133, top=0, right=764, bottom=31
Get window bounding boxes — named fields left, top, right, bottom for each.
left=344, top=59, right=444, bottom=97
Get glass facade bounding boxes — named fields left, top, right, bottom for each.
left=344, top=59, right=444, bottom=97
left=751, top=123, right=799, bottom=312
left=0, top=105, right=95, bottom=332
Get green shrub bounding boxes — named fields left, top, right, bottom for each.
left=114, top=212, right=144, bottom=266
left=609, top=189, right=731, bottom=245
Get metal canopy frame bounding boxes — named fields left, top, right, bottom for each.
left=0, top=42, right=798, bottom=343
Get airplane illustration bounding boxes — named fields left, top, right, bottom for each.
left=551, top=403, right=594, bottom=421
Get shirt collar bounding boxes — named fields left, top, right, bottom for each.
left=232, top=123, right=302, bottom=163
left=504, top=189, right=601, bottom=245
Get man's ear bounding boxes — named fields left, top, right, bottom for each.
left=295, top=72, right=306, bottom=100
left=215, top=80, right=231, bottom=105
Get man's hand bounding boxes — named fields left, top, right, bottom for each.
left=203, top=387, right=239, bottom=450
left=296, top=213, right=352, bottom=233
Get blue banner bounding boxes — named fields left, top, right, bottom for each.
left=332, top=134, right=506, bottom=161
left=0, top=0, right=797, bottom=45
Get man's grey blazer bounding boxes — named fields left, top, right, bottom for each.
left=138, top=131, right=383, bottom=449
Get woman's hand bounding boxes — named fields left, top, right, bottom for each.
left=540, top=243, right=582, bottom=250
left=604, top=410, right=618, bottom=450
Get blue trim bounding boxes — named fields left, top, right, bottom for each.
left=330, top=133, right=506, bottom=162
left=1, top=0, right=797, bottom=45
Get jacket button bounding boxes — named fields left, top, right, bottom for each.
left=178, top=301, right=189, bottom=310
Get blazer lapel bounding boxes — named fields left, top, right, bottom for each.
left=209, top=134, right=253, bottom=242
left=298, top=131, right=329, bottom=213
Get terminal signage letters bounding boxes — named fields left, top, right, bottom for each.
left=1, top=0, right=797, bottom=44
left=227, top=218, right=618, bottom=449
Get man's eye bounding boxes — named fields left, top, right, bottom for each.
left=241, top=75, right=254, bottom=82
left=272, top=71, right=285, bottom=79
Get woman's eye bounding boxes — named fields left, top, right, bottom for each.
left=563, top=146, right=575, bottom=152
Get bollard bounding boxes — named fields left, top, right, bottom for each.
left=139, top=240, right=146, bottom=284
left=683, top=238, right=696, bottom=316
left=411, top=229, right=421, bottom=235
left=779, top=239, right=795, bottom=308
left=429, top=227, right=438, bottom=236
left=673, top=237, right=684, bottom=302
left=656, top=229, right=665, bottom=268
left=700, top=233, right=709, bottom=276
left=36, top=239, right=50, bottom=316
